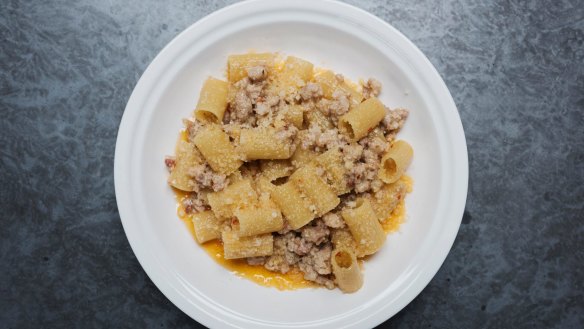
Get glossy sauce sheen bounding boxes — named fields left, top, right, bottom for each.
left=173, top=173, right=412, bottom=291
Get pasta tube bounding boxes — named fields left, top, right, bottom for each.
left=314, top=70, right=362, bottom=108
left=331, top=248, right=363, bottom=293
left=338, top=97, right=386, bottom=141
left=228, top=53, right=275, bottom=82
left=222, top=231, right=273, bottom=259
left=283, top=104, right=304, bottom=129
left=207, top=178, right=257, bottom=219
left=234, top=196, right=284, bottom=237
left=378, top=140, right=413, bottom=183
left=168, top=140, right=202, bottom=191
left=312, top=148, right=350, bottom=195
left=193, top=124, right=242, bottom=175
left=341, top=198, right=385, bottom=256
left=191, top=210, right=222, bottom=243
left=282, top=56, right=314, bottom=82
left=194, top=77, right=229, bottom=123
left=290, top=165, right=340, bottom=217
left=367, top=180, right=408, bottom=221
left=269, top=181, right=315, bottom=229
left=238, top=127, right=294, bottom=160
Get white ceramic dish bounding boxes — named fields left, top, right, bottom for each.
left=114, top=0, right=468, bottom=328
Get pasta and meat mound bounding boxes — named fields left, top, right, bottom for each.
left=165, top=53, right=413, bottom=293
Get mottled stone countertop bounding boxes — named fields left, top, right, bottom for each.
left=1, top=0, right=582, bottom=328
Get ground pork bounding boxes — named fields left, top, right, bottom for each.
left=231, top=90, right=253, bottom=121
left=322, top=212, right=345, bottom=228
left=328, top=90, right=350, bottom=118
left=360, top=136, right=388, bottom=159
left=275, top=123, right=298, bottom=142
left=246, top=81, right=265, bottom=104
left=341, top=143, right=364, bottom=164
left=343, top=135, right=387, bottom=194
left=187, top=164, right=228, bottom=192
left=299, top=83, right=323, bottom=101
left=301, top=124, right=346, bottom=152
left=383, top=108, right=409, bottom=140
left=181, top=192, right=210, bottom=214
left=352, top=159, right=379, bottom=193
left=316, top=128, right=344, bottom=150
left=298, top=244, right=334, bottom=289
left=286, top=236, right=313, bottom=256
left=246, top=65, right=267, bottom=82
left=300, top=219, right=330, bottom=245
left=254, top=94, right=280, bottom=116
left=164, top=156, right=176, bottom=171
left=300, top=124, right=320, bottom=150
left=264, top=233, right=300, bottom=274
left=362, top=78, right=382, bottom=99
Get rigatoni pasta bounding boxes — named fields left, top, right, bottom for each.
left=331, top=248, right=363, bottom=293
left=165, top=52, right=413, bottom=293
left=234, top=197, right=284, bottom=237
left=194, top=77, right=229, bottom=123
left=339, top=97, right=386, bottom=141
left=239, top=127, right=294, bottom=160
left=269, top=180, right=315, bottom=229
left=191, top=210, right=222, bottom=243
left=341, top=198, right=385, bottom=256
left=228, top=53, right=275, bottom=82
left=193, top=124, right=242, bottom=175
left=222, top=231, right=274, bottom=259
left=378, top=140, right=413, bottom=183
left=167, top=140, right=202, bottom=191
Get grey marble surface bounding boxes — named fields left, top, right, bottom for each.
left=1, top=0, right=583, bottom=328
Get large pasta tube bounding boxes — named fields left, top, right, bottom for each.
left=338, top=97, right=386, bottom=141
left=234, top=197, right=284, bottom=237
left=290, top=165, right=340, bottom=217
left=331, top=229, right=356, bottom=251
left=283, top=104, right=304, bottom=129
left=378, top=140, right=413, bottom=183
left=207, top=178, right=257, bottom=219
left=290, top=132, right=318, bottom=168
left=331, top=248, right=363, bottom=293
left=193, top=124, right=242, bottom=175
left=194, top=77, right=229, bottom=123
left=222, top=231, right=273, bottom=259
left=168, top=140, right=202, bottom=191
left=269, top=181, right=315, bottom=229
left=312, top=149, right=350, bottom=195
left=238, top=127, right=294, bottom=160
left=228, top=53, right=275, bottom=82
left=314, top=70, right=362, bottom=107
left=191, top=210, right=222, bottom=243
left=341, top=198, right=386, bottom=256
left=282, top=56, right=314, bottom=82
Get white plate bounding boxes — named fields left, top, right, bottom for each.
left=114, top=0, right=468, bottom=328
